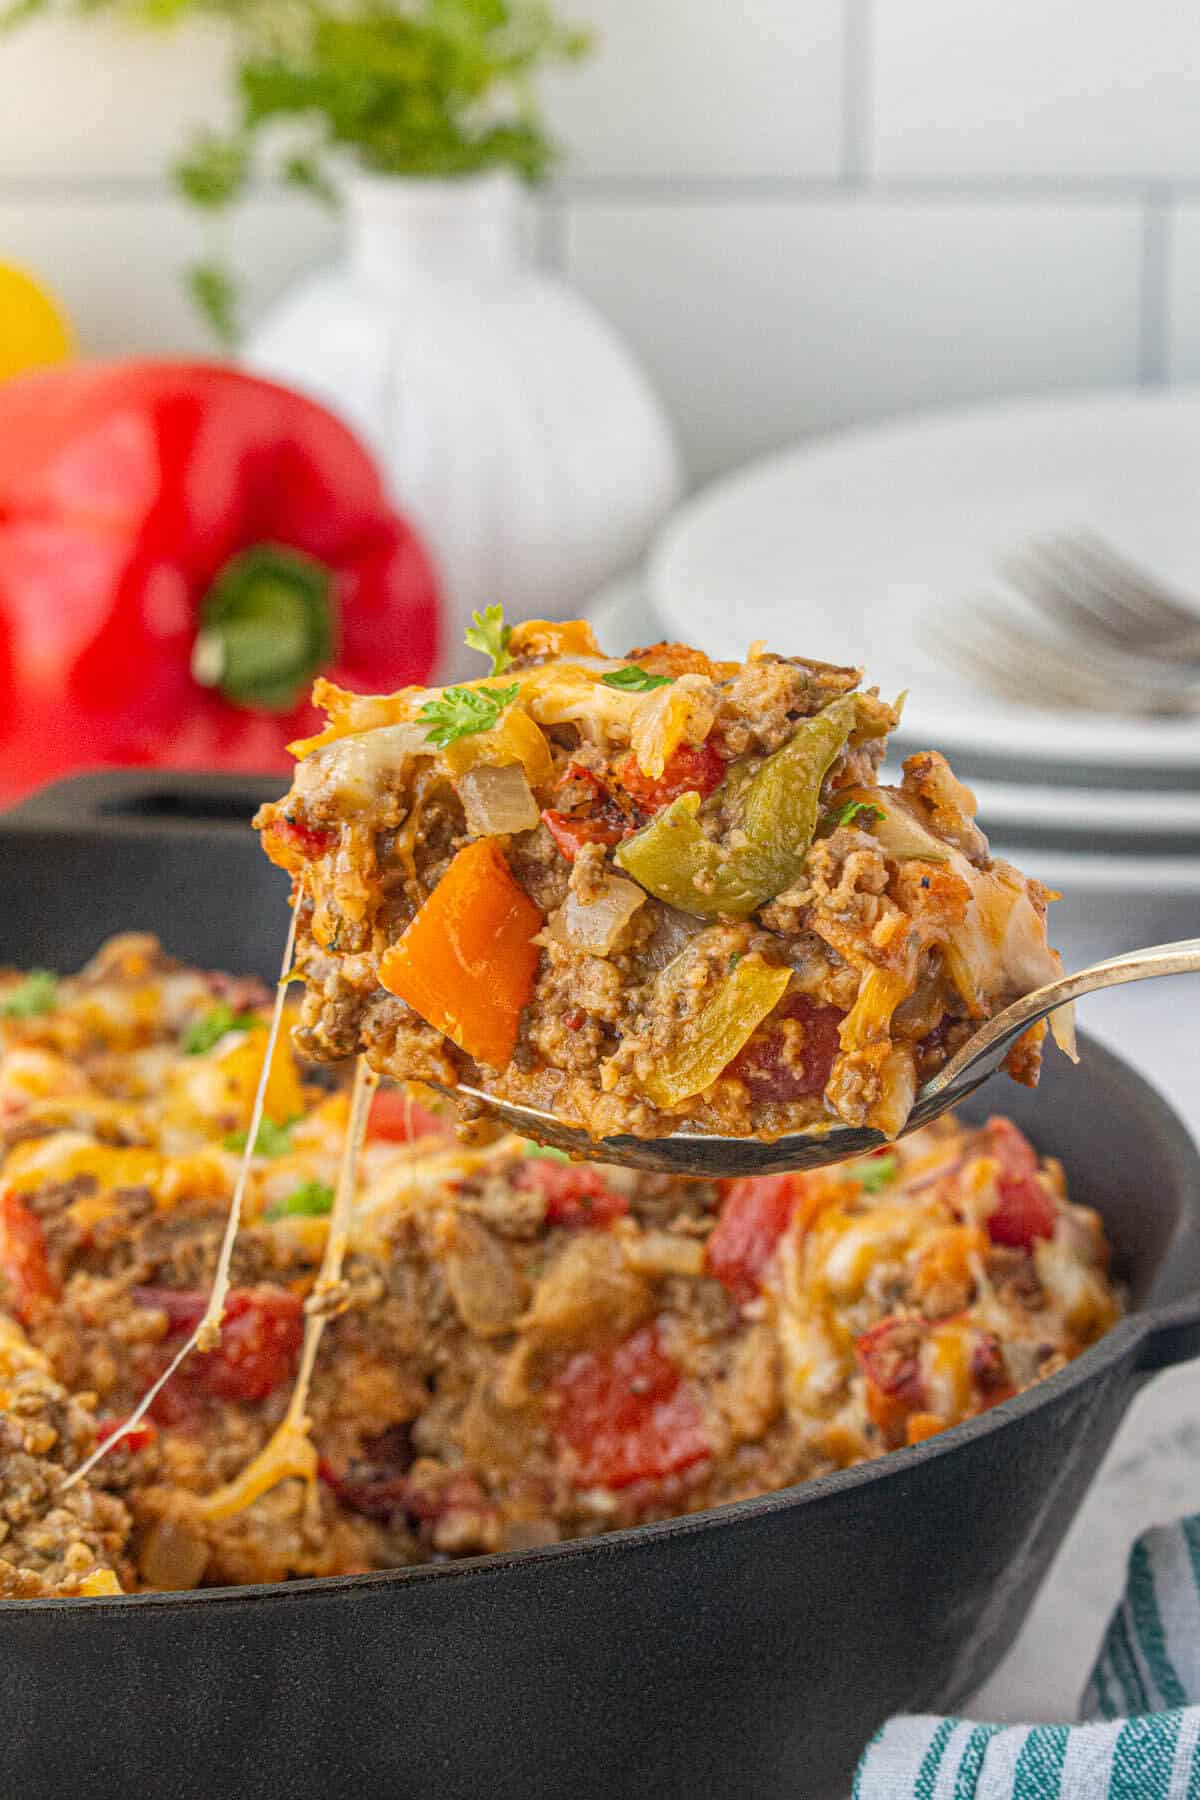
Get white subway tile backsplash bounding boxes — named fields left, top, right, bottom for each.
left=873, top=0, right=1200, bottom=182
left=1164, top=206, right=1200, bottom=383
left=566, top=199, right=1143, bottom=483
left=544, top=0, right=844, bottom=180
left=0, top=18, right=230, bottom=183
left=0, top=194, right=337, bottom=355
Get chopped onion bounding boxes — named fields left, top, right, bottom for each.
left=295, top=722, right=432, bottom=807
left=551, top=876, right=646, bottom=957
left=871, top=797, right=952, bottom=864
left=458, top=762, right=540, bottom=837
left=641, top=902, right=706, bottom=972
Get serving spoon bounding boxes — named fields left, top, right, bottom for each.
left=453, top=938, right=1200, bottom=1177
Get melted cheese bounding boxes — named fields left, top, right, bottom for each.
left=191, top=1056, right=379, bottom=1523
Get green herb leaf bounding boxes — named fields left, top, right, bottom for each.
left=464, top=604, right=514, bottom=676
left=183, top=1004, right=260, bottom=1057
left=825, top=799, right=886, bottom=832
left=853, top=1153, right=898, bottom=1194
left=268, top=1178, right=335, bottom=1219
left=520, top=1143, right=572, bottom=1163
left=1, top=969, right=57, bottom=1018
left=224, top=1115, right=299, bottom=1158
left=600, top=666, right=674, bottom=694
left=420, top=682, right=519, bottom=748
left=173, top=130, right=249, bottom=212
left=185, top=260, right=240, bottom=349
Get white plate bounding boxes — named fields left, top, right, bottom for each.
left=992, top=845, right=1200, bottom=896
left=650, top=389, right=1200, bottom=774
left=953, top=777, right=1200, bottom=838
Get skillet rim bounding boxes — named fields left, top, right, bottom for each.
left=6, top=1032, right=1197, bottom=1618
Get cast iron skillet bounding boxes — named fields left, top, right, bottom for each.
left=1, top=773, right=1198, bottom=1800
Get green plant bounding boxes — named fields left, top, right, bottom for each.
left=2, top=0, right=590, bottom=342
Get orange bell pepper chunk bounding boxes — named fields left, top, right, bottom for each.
left=0, top=1187, right=59, bottom=1322
left=379, top=839, right=542, bottom=1070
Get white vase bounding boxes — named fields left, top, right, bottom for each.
left=243, top=170, right=682, bottom=680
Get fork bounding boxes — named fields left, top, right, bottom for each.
left=930, top=603, right=1200, bottom=717
left=1003, top=530, right=1200, bottom=668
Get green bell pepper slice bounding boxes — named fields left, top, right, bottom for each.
left=615, top=695, right=861, bottom=920
left=641, top=954, right=792, bottom=1110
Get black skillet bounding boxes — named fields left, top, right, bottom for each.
left=1, top=772, right=1198, bottom=1800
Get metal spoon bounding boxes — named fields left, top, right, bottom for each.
left=454, top=938, right=1200, bottom=1177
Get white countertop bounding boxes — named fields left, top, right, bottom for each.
left=970, top=963, right=1200, bottom=1723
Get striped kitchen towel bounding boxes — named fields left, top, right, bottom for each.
left=854, top=1516, right=1200, bottom=1798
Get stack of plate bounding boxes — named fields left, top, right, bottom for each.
left=590, top=390, right=1200, bottom=964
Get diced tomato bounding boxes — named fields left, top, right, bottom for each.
left=95, top=1416, right=158, bottom=1455
left=0, top=1188, right=59, bottom=1322
left=135, top=1283, right=304, bottom=1405
left=969, top=1332, right=1015, bottom=1410
left=855, top=1315, right=930, bottom=1446
left=553, top=1323, right=710, bottom=1490
left=367, top=1086, right=450, bottom=1143
left=516, top=1160, right=628, bottom=1229
left=725, top=994, right=845, bottom=1105
left=983, top=1116, right=1057, bottom=1249
left=706, top=1173, right=798, bottom=1304
left=133, top=1286, right=208, bottom=1336
left=540, top=809, right=626, bottom=861
left=617, top=741, right=726, bottom=812
left=262, top=817, right=338, bottom=872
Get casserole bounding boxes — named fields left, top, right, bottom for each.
left=1, top=773, right=1198, bottom=1800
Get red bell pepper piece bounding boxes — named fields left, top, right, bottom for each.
left=983, top=1116, right=1057, bottom=1249
left=135, top=1283, right=303, bottom=1405
left=540, top=809, right=626, bottom=862
left=552, top=1323, right=710, bottom=1490
left=616, top=741, right=726, bottom=812
left=516, top=1160, right=628, bottom=1229
left=706, top=1173, right=798, bottom=1304
left=0, top=361, right=441, bottom=801
left=261, top=817, right=339, bottom=871
left=0, top=1188, right=59, bottom=1322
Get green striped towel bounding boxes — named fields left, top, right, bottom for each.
left=854, top=1517, right=1200, bottom=1798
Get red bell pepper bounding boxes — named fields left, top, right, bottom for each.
left=0, top=360, right=441, bottom=801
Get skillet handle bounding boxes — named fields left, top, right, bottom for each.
left=1138, top=1295, right=1200, bottom=1374
left=3, top=770, right=283, bottom=832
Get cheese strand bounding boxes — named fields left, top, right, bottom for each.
left=191, top=1054, right=378, bottom=1523
left=60, top=905, right=299, bottom=1493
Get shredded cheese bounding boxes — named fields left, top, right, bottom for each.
left=60, top=905, right=299, bottom=1494
left=191, top=1056, right=379, bottom=1523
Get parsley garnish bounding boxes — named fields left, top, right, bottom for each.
left=268, top=1178, right=335, bottom=1220
left=826, top=799, right=886, bottom=832
left=853, top=1153, right=898, bottom=1193
left=183, top=1003, right=260, bottom=1056
left=464, top=604, right=513, bottom=676
left=1, top=970, right=58, bottom=1018
left=520, top=1142, right=572, bottom=1163
left=224, top=1115, right=299, bottom=1158
left=600, top=665, right=674, bottom=693
left=420, top=683, right=520, bottom=748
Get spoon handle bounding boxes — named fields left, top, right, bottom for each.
left=925, top=937, right=1200, bottom=1100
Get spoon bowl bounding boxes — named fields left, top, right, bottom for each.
left=453, top=938, right=1200, bottom=1176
